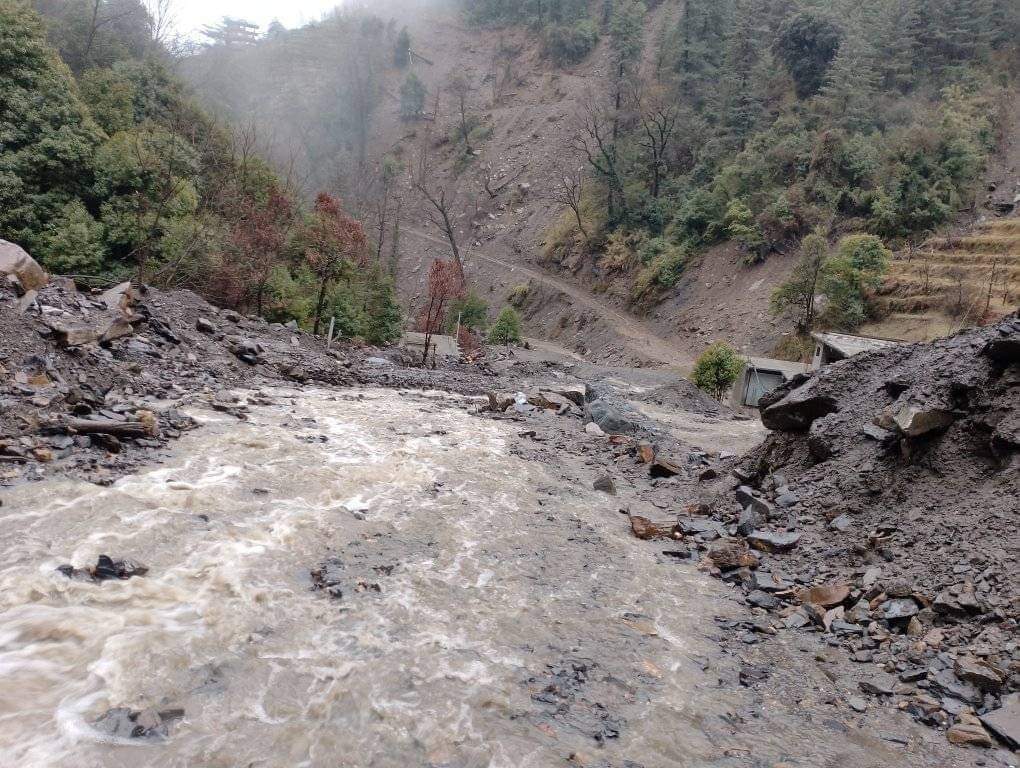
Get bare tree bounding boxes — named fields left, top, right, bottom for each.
left=447, top=74, right=474, bottom=153
left=542, top=161, right=589, bottom=245
left=480, top=163, right=528, bottom=199
left=636, top=90, right=679, bottom=199
left=145, top=0, right=176, bottom=48
left=572, top=92, right=625, bottom=222
left=490, top=36, right=521, bottom=104
left=984, top=258, right=1000, bottom=319
left=81, top=0, right=147, bottom=67
left=415, top=178, right=464, bottom=285
left=411, top=92, right=467, bottom=284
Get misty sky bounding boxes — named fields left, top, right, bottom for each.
left=171, top=0, right=343, bottom=37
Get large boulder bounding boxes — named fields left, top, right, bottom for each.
left=982, top=317, right=1020, bottom=365
left=760, top=376, right=838, bottom=432
left=892, top=401, right=956, bottom=437
left=0, top=240, right=48, bottom=292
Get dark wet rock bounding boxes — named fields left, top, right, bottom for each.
left=310, top=557, right=345, bottom=598
left=736, top=506, right=759, bottom=537
left=859, top=674, right=897, bottom=696
left=883, top=598, right=920, bottom=621
left=933, top=587, right=984, bottom=618
left=752, top=571, right=790, bottom=592
left=929, top=669, right=983, bottom=705
left=584, top=398, right=641, bottom=435
left=746, top=530, right=801, bottom=553
left=57, top=555, right=148, bottom=582
left=830, top=619, right=863, bottom=635
left=676, top=518, right=726, bottom=538
left=738, top=663, right=770, bottom=687
left=983, top=321, right=1020, bottom=364
left=953, top=657, right=1004, bottom=693
left=746, top=590, right=780, bottom=610
left=93, top=707, right=184, bottom=740
left=760, top=377, right=838, bottom=432
left=980, top=693, right=1020, bottom=750
left=775, top=491, right=800, bottom=508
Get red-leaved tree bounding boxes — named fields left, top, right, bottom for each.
left=305, top=193, right=368, bottom=335
left=416, top=258, right=463, bottom=366
left=233, top=184, right=294, bottom=316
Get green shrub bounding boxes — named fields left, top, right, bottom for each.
left=819, top=234, right=891, bottom=329
left=36, top=201, right=106, bottom=274
left=487, top=306, right=523, bottom=345
left=543, top=19, right=598, bottom=64
left=507, top=283, right=530, bottom=308
left=691, top=342, right=746, bottom=400
left=447, top=292, right=489, bottom=331
left=724, top=199, right=766, bottom=264
left=399, top=73, right=426, bottom=120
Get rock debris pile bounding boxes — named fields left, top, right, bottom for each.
left=687, top=315, right=1019, bottom=750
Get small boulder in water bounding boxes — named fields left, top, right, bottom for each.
left=310, top=557, right=345, bottom=598
left=56, top=555, right=148, bottom=582
left=93, top=707, right=184, bottom=740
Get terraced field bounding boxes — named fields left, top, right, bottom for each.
left=876, top=217, right=1020, bottom=325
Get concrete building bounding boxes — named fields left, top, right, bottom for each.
left=400, top=332, right=460, bottom=366
left=728, top=356, right=810, bottom=409
left=810, top=331, right=901, bottom=370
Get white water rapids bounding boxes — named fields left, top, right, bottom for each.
left=0, top=388, right=936, bottom=767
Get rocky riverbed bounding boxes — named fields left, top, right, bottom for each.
left=1, top=261, right=1018, bottom=765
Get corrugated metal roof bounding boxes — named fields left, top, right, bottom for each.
left=811, top=332, right=901, bottom=357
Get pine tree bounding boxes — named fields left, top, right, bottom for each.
left=867, top=0, right=920, bottom=92
left=819, top=35, right=878, bottom=130
left=201, top=17, right=260, bottom=47
left=721, top=0, right=768, bottom=140
left=394, top=26, right=411, bottom=68
left=399, top=72, right=426, bottom=120
left=363, top=267, right=403, bottom=344
left=487, top=307, right=523, bottom=346
left=672, top=0, right=733, bottom=113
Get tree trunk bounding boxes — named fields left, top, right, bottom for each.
left=313, top=277, right=329, bottom=336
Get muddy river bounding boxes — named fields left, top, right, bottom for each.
left=0, top=389, right=948, bottom=767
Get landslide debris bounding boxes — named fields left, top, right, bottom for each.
left=686, top=315, right=1019, bottom=750
left=0, top=256, right=364, bottom=485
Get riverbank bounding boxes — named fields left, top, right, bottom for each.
left=2, top=275, right=1017, bottom=764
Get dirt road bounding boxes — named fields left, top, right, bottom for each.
left=405, top=226, right=695, bottom=370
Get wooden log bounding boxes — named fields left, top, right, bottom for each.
left=62, top=419, right=151, bottom=438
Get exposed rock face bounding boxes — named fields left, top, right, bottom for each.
left=0, top=239, right=48, bottom=292
left=892, top=402, right=956, bottom=437
left=980, top=693, right=1020, bottom=750
left=759, top=376, right=838, bottom=432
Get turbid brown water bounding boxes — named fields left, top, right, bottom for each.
left=0, top=388, right=977, bottom=767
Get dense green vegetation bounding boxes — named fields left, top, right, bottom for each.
left=0, top=0, right=402, bottom=342
left=487, top=306, right=523, bottom=345
left=538, top=0, right=1018, bottom=329
left=691, top=342, right=745, bottom=399
left=464, top=0, right=599, bottom=63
